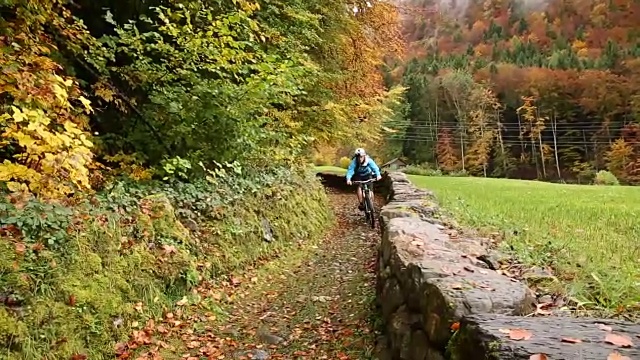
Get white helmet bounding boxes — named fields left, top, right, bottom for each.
left=354, top=148, right=366, bottom=157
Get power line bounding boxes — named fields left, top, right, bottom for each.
left=387, top=134, right=628, bottom=140
left=382, top=121, right=636, bottom=129
left=385, top=137, right=626, bottom=146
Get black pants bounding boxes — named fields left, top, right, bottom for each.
left=352, top=173, right=374, bottom=182
left=353, top=173, right=373, bottom=208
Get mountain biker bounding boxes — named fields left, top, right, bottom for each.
left=346, top=148, right=382, bottom=211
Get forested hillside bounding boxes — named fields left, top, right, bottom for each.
left=0, top=0, right=402, bottom=358
left=390, top=0, right=640, bottom=183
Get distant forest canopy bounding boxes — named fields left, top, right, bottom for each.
left=385, top=0, right=640, bottom=183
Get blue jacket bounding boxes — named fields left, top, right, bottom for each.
left=346, top=155, right=381, bottom=181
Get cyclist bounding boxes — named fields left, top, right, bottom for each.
left=346, top=148, right=382, bottom=211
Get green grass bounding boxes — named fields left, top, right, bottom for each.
left=408, top=175, right=640, bottom=313
left=314, top=165, right=346, bottom=174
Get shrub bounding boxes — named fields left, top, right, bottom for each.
left=594, top=170, right=620, bottom=186
left=402, top=164, right=443, bottom=176
left=312, top=154, right=331, bottom=166
left=449, top=169, right=470, bottom=177
left=338, top=156, right=352, bottom=169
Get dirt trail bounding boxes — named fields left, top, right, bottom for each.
left=121, top=190, right=382, bottom=360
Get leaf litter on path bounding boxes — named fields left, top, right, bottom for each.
left=119, top=191, right=383, bottom=359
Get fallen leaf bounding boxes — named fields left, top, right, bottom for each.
left=508, top=328, right=533, bottom=341
left=450, top=322, right=460, bottom=331
left=535, top=302, right=553, bottom=315
left=478, top=283, right=495, bottom=291
left=162, top=244, right=177, bottom=255
left=15, top=242, right=25, bottom=255
left=68, top=295, right=76, bottom=307
left=176, top=296, right=188, bottom=306
left=70, top=354, right=87, bottom=360
left=605, top=333, right=634, bottom=348
left=597, top=323, right=613, bottom=332
left=608, top=351, right=632, bottom=360
left=114, top=342, right=127, bottom=355
left=463, top=265, right=475, bottom=273
left=561, top=337, right=582, bottom=344
left=530, top=354, right=548, bottom=360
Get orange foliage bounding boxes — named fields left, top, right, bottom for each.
left=467, top=20, right=489, bottom=44
left=397, top=0, right=640, bottom=182
left=436, top=129, right=459, bottom=172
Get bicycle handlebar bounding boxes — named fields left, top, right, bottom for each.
left=352, top=178, right=376, bottom=184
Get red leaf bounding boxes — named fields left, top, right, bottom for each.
left=605, top=333, right=634, bottom=348
left=530, top=354, right=548, bottom=360
left=608, top=352, right=632, bottom=360
left=507, top=328, right=533, bottom=341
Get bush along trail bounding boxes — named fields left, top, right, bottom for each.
left=116, top=189, right=383, bottom=360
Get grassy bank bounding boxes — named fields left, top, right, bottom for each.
left=314, top=165, right=347, bottom=174
left=0, top=168, right=331, bottom=359
left=408, top=175, right=640, bottom=312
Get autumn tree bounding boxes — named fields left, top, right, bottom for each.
left=606, top=138, right=634, bottom=181
left=464, top=85, right=500, bottom=176
left=436, top=128, right=459, bottom=172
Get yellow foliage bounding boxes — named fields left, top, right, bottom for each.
left=103, top=152, right=154, bottom=181
left=312, top=143, right=337, bottom=166
left=338, top=156, right=351, bottom=169
left=571, top=39, right=587, bottom=52
left=0, top=76, right=95, bottom=200
left=1, top=107, right=94, bottom=199
left=606, top=138, right=634, bottom=180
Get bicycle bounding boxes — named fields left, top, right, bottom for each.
left=353, top=178, right=377, bottom=229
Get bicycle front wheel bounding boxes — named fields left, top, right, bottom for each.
left=365, top=192, right=375, bottom=229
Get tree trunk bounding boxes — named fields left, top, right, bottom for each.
left=517, top=113, right=525, bottom=160
left=539, top=133, right=546, bottom=179
left=497, top=110, right=506, bottom=173
left=480, top=121, right=487, bottom=177
left=551, top=112, right=562, bottom=180
left=460, top=129, right=466, bottom=171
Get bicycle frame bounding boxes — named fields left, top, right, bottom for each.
left=353, top=178, right=375, bottom=197
left=352, top=178, right=376, bottom=228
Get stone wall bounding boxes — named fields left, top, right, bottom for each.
left=375, top=172, right=640, bottom=360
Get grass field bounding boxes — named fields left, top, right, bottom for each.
left=314, top=165, right=347, bottom=174
left=409, top=175, right=640, bottom=313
